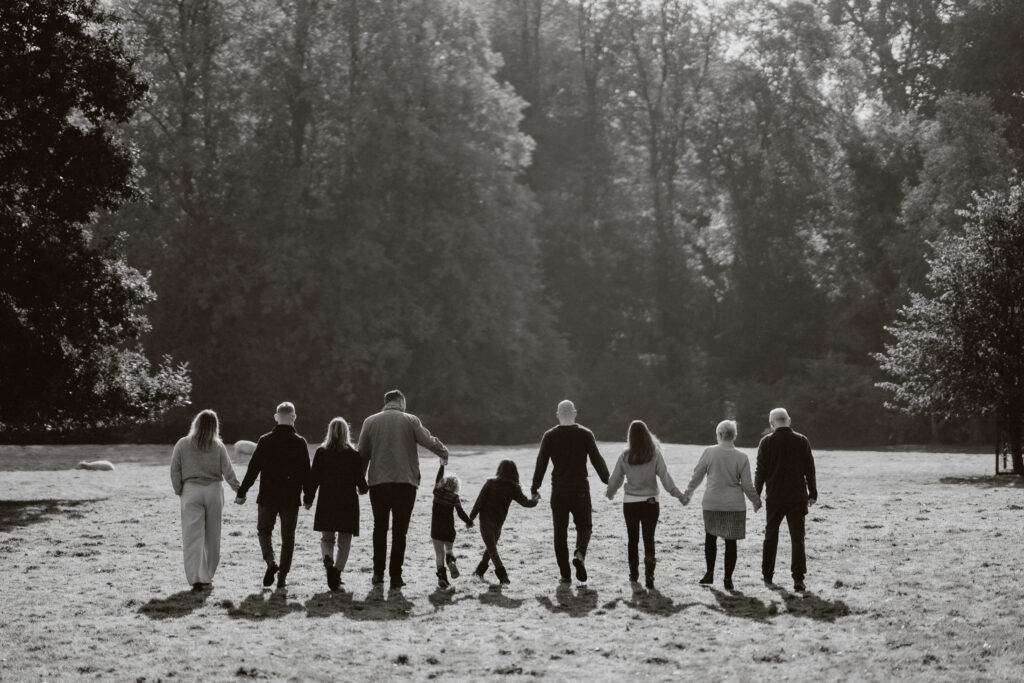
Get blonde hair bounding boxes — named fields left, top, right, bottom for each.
left=437, top=473, right=460, bottom=494
left=189, top=409, right=221, bottom=450
left=716, top=419, right=737, bottom=442
left=321, top=417, right=353, bottom=451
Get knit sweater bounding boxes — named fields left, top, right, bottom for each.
left=683, top=443, right=761, bottom=512
left=531, top=424, right=610, bottom=495
left=170, top=437, right=240, bottom=496
left=605, top=450, right=684, bottom=502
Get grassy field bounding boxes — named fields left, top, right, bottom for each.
left=1, top=442, right=1023, bottom=681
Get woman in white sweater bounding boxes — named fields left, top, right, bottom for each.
left=170, top=410, right=240, bottom=591
left=606, top=420, right=685, bottom=588
left=681, top=420, right=761, bottom=590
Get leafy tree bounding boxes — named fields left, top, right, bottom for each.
left=877, top=181, right=1024, bottom=474
left=0, top=0, right=190, bottom=431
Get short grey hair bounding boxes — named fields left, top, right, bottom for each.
left=769, top=407, right=791, bottom=426
left=716, top=419, right=737, bottom=442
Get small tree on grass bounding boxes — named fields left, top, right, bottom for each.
left=877, top=180, right=1024, bottom=475
left=0, top=0, right=190, bottom=431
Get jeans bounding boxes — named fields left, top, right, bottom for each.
left=762, top=502, right=807, bottom=581
left=623, top=499, right=659, bottom=579
left=550, top=488, right=593, bottom=578
left=180, top=481, right=223, bottom=585
left=369, top=483, right=417, bottom=579
left=257, top=504, right=299, bottom=575
left=321, top=531, right=353, bottom=571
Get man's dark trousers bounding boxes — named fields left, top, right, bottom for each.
left=762, top=502, right=806, bottom=582
left=550, top=489, right=592, bottom=578
left=369, top=483, right=417, bottom=580
left=257, top=504, right=299, bottom=575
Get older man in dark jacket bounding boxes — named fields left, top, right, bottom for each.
left=236, top=402, right=311, bottom=589
left=755, top=407, right=817, bottom=592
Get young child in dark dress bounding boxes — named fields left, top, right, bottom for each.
left=304, top=417, right=368, bottom=591
left=431, top=464, right=473, bottom=590
left=468, top=459, right=540, bottom=585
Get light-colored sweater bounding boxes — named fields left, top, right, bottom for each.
left=683, top=443, right=760, bottom=512
left=170, top=437, right=241, bottom=496
left=357, top=404, right=448, bottom=487
left=606, top=450, right=684, bottom=503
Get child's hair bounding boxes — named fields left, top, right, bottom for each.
left=626, top=420, right=660, bottom=465
left=437, top=473, right=460, bottom=494
left=321, top=417, right=353, bottom=451
left=189, top=409, right=221, bottom=450
left=495, top=459, right=519, bottom=483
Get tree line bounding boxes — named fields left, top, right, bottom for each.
left=3, top=0, right=1023, bottom=448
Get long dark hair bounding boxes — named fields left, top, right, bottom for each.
left=189, top=409, right=220, bottom=451
left=626, top=420, right=659, bottom=465
left=495, top=459, right=519, bottom=483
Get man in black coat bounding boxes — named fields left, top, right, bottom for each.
left=236, top=402, right=312, bottom=589
left=531, top=400, right=609, bottom=584
left=755, top=407, right=817, bottom=592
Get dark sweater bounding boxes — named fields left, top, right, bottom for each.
left=531, top=424, right=610, bottom=495
left=754, top=426, right=818, bottom=506
left=237, top=424, right=312, bottom=507
left=469, top=478, right=537, bottom=526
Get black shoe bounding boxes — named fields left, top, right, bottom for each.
left=192, top=583, right=203, bottom=592
left=495, top=567, right=510, bottom=585
left=762, top=575, right=775, bottom=586
left=328, top=568, right=341, bottom=592
left=724, top=578, right=734, bottom=591
left=371, top=572, right=384, bottom=585
left=572, top=551, right=587, bottom=583
left=390, top=577, right=406, bottom=590
left=699, top=572, right=713, bottom=585
left=629, top=573, right=639, bottom=583
left=437, top=567, right=451, bottom=590
left=794, top=581, right=806, bottom=592
left=276, top=573, right=287, bottom=589
left=445, top=553, right=460, bottom=579
left=263, top=562, right=279, bottom=588
left=559, top=575, right=572, bottom=585
left=645, top=577, right=655, bottom=589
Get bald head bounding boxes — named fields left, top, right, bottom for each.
left=556, top=400, right=577, bottom=425
left=769, top=407, right=791, bottom=429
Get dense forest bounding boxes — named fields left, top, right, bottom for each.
left=18, top=0, right=1024, bottom=446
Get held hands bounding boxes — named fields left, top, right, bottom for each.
left=753, top=498, right=763, bottom=513
left=234, top=495, right=246, bottom=505
left=304, top=503, right=312, bottom=511
left=679, top=493, right=691, bottom=506
left=531, top=492, right=541, bottom=503
left=808, top=498, right=816, bottom=508
left=466, top=520, right=474, bottom=529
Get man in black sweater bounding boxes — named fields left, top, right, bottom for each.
left=236, top=402, right=312, bottom=589
left=754, top=407, right=817, bottom=592
left=531, top=400, right=610, bottom=583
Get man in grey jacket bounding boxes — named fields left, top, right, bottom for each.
left=358, top=389, right=448, bottom=589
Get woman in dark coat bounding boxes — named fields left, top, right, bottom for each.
left=304, top=417, right=367, bottom=590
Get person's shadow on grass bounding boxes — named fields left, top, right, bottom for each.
left=226, top=588, right=304, bottom=620
left=477, top=584, right=525, bottom=609
left=706, top=586, right=776, bottom=622
left=602, top=585, right=696, bottom=616
left=536, top=583, right=599, bottom=617
left=779, top=590, right=852, bottom=622
left=138, top=589, right=210, bottom=620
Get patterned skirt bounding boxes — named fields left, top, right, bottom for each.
left=703, top=510, right=747, bottom=540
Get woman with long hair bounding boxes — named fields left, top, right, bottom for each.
left=681, top=420, right=762, bottom=590
left=170, top=409, right=240, bottom=591
left=606, top=420, right=686, bottom=588
left=304, top=417, right=367, bottom=591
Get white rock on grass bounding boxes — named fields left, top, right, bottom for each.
left=234, top=440, right=257, bottom=459
left=75, top=460, right=115, bottom=471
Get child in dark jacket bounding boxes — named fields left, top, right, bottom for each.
left=431, top=464, right=473, bottom=590
left=469, top=459, right=540, bottom=585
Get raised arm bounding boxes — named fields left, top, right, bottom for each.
left=531, top=435, right=550, bottom=495
left=170, top=441, right=184, bottom=496
left=219, top=443, right=240, bottom=492
left=587, top=433, right=610, bottom=484
left=605, top=455, right=625, bottom=499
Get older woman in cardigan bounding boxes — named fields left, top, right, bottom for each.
left=681, top=420, right=761, bottom=590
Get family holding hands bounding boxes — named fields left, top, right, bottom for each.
left=170, top=391, right=817, bottom=597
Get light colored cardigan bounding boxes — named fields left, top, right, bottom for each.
left=606, top=450, right=685, bottom=502
left=170, top=437, right=240, bottom=496
left=683, top=443, right=761, bottom=512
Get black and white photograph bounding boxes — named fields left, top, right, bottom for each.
left=2, top=0, right=1023, bottom=680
